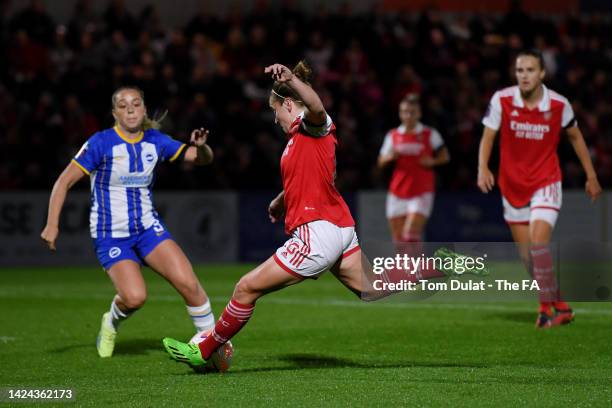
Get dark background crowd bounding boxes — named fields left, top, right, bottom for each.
left=1, top=0, right=611, bottom=192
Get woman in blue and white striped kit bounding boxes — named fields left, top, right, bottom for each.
left=41, top=87, right=216, bottom=357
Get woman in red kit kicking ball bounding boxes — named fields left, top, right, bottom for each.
left=162, top=61, right=478, bottom=371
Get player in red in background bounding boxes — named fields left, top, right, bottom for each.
left=161, top=61, right=480, bottom=370
left=378, top=93, right=450, bottom=243
left=478, top=49, right=602, bottom=328
left=378, top=93, right=450, bottom=283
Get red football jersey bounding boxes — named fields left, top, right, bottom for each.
left=379, top=123, right=445, bottom=198
left=280, top=113, right=355, bottom=234
left=482, top=85, right=576, bottom=207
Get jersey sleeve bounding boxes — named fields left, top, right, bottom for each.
left=72, top=133, right=103, bottom=175
left=429, top=128, right=445, bottom=150
left=482, top=91, right=502, bottom=131
left=379, top=132, right=393, bottom=156
left=300, top=113, right=333, bottom=137
left=562, top=98, right=577, bottom=128
left=156, top=132, right=187, bottom=162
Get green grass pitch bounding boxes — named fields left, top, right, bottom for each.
left=1, top=265, right=612, bottom=407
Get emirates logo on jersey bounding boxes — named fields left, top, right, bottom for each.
left=510, top=120, right=549, bottom=140
left=395, top=142, right=424, bottom=155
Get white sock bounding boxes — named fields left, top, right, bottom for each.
left=109, top=299, right=134, bottom=331
left=187, top=299, right=215, bottom=332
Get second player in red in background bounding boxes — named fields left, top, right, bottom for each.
left=478, top=49, right=602, bottom=328
left=378, top=93, right=450, bottom=243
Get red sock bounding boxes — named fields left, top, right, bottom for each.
left=198, top=299, right=255, bottom=360
left=530, top=245, right=559, bottom=307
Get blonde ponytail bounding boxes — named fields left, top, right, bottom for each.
left=142, top=110, right=167, bottom=130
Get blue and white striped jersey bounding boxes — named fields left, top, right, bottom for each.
left=72, top=126, right=186, bottom=238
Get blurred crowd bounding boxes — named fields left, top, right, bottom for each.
left=1, top=0, right=611, bottom=191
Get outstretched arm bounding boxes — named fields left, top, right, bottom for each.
left=264, top=64, right=326, bottom=126
left=183, top=127, right=214, bottom=165
left=41, top=163, right=86, bottom=250
left=566, top=126, right=602, bottom=202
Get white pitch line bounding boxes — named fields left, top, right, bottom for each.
left=249, top=297, right=612, bottom=316
left=1, top=289, right=612, bottom=316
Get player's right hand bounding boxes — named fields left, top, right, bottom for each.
left=268, top=198, right=285, bottom=223
left=586, top=176, right=602, bottom=203
left=477, top=167, right=495, bottom=193
left=190, top=127, right=209, bottom=146
left=264, top=64, right=293, bottom=83
left=40, top=225, right=59, bottom=251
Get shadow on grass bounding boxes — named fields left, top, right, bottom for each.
left=50, top=338, right=162, bottom=356
left=182, top=355, right=612, bottom=387
left=228, top=353, right=487, bottom=374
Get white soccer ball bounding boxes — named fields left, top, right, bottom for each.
left=189, top=330, right=234, bottom=373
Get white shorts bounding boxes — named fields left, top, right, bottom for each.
left=386, top=192, right=434, bottom=219
left=273, top=220, right=360, bottom=279
left=503, top=181, right=562, bottom=227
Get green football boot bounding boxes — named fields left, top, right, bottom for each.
left=163, top=338, right=206, bottom=368
left=434, top=247, right=490, bottom=277
left=96, top=312, right=117, bottom=358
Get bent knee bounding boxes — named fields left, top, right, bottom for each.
left=121, top=290, right=147, bottom=310
left=175, top=275, right=203, bottom=299
left=233, top=276, right=261, bottom=299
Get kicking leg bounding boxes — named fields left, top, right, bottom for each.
left=330, top=249, right=404, bottom=301
left=163, top=256, right=303, bottom=366
left=330, top=249, right=372, bottom=299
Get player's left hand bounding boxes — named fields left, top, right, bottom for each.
left=264, top=64, right=293, bottom=82
left=190, top=128, right=209, bottom=147
left=419, top=156, right=435, bottom=168
left=586, top=176, right=602, bottom=203
left=268, top=196, right=285, bottom=223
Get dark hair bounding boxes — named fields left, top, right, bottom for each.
left=271, top=60, right=313, bottom=104
left=516, top=49, right=545, bottom=70
left=111, top=86, right=166, bottom=130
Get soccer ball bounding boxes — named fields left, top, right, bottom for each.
left=189, top=331, right=234, bottom=373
